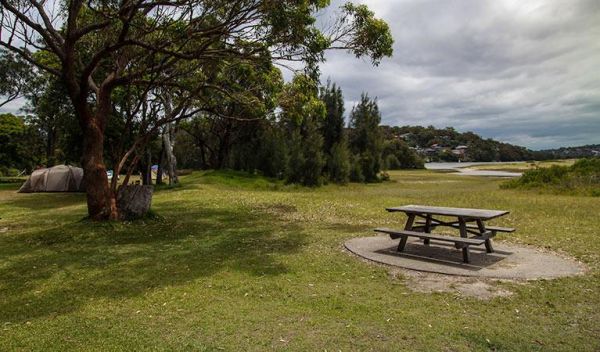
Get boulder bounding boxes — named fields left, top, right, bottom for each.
left=117, top=185, right=153, bottom=220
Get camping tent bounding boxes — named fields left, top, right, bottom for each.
left=18, top=165, right=85, bottom=193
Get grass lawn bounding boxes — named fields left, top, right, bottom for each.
left=468, top=160, right=576, bottom=173
left=0, top=170, right=599, bottom=351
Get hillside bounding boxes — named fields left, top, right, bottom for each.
left=541, top=144, right=600, bottom=159
left=381, top=125, right=550, bottom=162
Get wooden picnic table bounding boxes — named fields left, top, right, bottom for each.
left=375, top=205, right=514, bottom=263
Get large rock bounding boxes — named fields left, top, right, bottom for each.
left=117, top=185, right=153, bottom=220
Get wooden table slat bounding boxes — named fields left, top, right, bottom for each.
left=386, top=205, right=509, bottom=220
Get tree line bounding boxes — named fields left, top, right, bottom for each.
left=1, top=72, right=425, bottom=187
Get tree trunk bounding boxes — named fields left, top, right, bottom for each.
left=81, top=117, right=117, bottom=220
left=160, top=92, right=178, bottom=185
left=139, top=149, right=152, bottom=185
left=62, top=54, right=117, bottom=221
left=156, top=143, right=164, bottom=185
left=162, top=123, right=178, bottom=185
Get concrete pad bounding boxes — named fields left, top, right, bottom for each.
left=345, top=235, right=585, bottom=279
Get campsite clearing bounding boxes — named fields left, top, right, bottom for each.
left=0, top=170, right=599, bottom=351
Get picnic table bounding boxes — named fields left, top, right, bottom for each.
left=375, top=205, right=515, bottom=263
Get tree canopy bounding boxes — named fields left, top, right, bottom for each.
left=0, top=0, right=393, bottom=220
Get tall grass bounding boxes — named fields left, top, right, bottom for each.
left=502, top=158, right=600, bottom=196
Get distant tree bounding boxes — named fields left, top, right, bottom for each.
left=0, top=113, right=44, bottom=172
left=349, top=93, right=383, bottom=182
left=467, top=139, right=499, bottom=162
left=23, top=75, right=77, bottom=166
left=382, top=139, right=424, bottom=169
left=320, top=81, right=346, bottom=153
left=320, top=80, right=351, bottom=183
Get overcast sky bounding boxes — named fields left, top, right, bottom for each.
left=314, top=0, right=600, bottom=149
left=3, top=1, right=598, bottom=150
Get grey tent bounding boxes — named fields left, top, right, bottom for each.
left=18, top=165, right=85, bottom=193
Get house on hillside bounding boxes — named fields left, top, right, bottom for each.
left=451, top=145, right=468, bottom=160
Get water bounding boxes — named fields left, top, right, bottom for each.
left=424, top=161, right=523, bottom=177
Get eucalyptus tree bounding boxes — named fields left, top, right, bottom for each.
left=0, top=0, right=393, bottom=220
left=0, top=49, right=33, bottom=108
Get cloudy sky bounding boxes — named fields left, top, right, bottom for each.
left=315, top=0, right=600, bottom=149
left=3, top=1, right=598, bottom=150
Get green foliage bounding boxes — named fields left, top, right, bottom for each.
left=256, top=126, right=289, bottom=179
left=327, top=142, right=351, bottom=184
left=0, top=49, right=33, bottom=106
left=502, top=158, right=600, bottom=196
left=383, top=125, right=545, bottom=162
left=281, top=75, right=326, bottom=186
left=23, top=75, right=79, bottom=165
left=284, top=118, right=324, bottom=187
left=319, top=80, right=351, bottom=184
left=319, top=80, right=346, bottom=154
left=349, top=93, right=383, bottom=182
left=0, top=113, right=44, bottom=171
left=383, top=154, right=400, bottom=170
left=382, top=139, right=424, bottom=169
left=340, top=3, right=394, bottom=65
left=0, top=167, right=20, bottom=177
left=349, top=154, right=365, bottom=182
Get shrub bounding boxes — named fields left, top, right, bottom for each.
left=384, top=154, right=401, bottom=170
left=502, top=158, right=600, bottom=196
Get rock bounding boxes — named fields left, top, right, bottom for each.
left=117, top=185, right=153, bottom=220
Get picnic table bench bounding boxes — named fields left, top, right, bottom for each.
left=374, top=205, right=515, bottom=263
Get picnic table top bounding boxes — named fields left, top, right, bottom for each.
left=386, top=205, right=509, bottom=220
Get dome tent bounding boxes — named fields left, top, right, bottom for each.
left=18, top=165, right=85, bottom=193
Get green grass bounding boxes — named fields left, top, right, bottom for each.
left=1, top=170, right=599, bottom=351
left=469, top=159, right=576, bottom=173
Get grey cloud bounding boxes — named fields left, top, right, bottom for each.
left=319, top=0, right=600, bottom=149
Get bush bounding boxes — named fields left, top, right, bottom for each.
left=0, top=167, right=20, bottom=177
left=502, top=158, right=600, bottom=196
left=384, top=154, right=401, bottom=170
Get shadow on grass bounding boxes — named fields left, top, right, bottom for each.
left=0, top=201, right=306, bottom=323
left=3, top=192, right=86, bottom=211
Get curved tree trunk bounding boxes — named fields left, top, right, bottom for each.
left=81, top=117, right=117, bottom=220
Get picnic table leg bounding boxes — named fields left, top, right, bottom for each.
left=476, top=219, right=494, bottom=253
left=398, top=214, right=415, bottom=252
left=458, top=217, right=471, bottom=263
left=423, top=214, right=432, bottom=245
